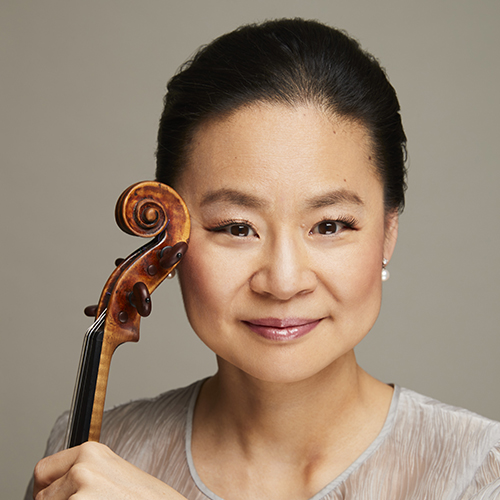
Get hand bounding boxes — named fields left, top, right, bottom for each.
left=33, top=441, right=187, bottom=499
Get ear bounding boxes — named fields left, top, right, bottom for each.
left=383, top=210, right=399, bottom=262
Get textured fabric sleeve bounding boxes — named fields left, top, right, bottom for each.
left=23, top=412, right=69, bottom=500
left=462, top=441, right=500, bottom=499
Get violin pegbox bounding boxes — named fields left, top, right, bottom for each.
left=98, top=181, right=190, bottom=344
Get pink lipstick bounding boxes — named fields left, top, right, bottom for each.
left=243, top=317, right=321, bottom=341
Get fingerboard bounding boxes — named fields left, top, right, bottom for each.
left=64, top=311, right=106, bottom=448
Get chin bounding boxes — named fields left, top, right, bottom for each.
left=218, top=348, right=354, bottom=386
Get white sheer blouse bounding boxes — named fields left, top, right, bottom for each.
left=25, top=380, right=500, bottom=499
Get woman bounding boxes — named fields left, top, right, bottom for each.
left=28, top=19, right=500, bottom=499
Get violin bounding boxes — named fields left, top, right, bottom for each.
left=64, top=181, right=190, bottom=448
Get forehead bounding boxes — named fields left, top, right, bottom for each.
left=178, top=103, right=382, bottom=208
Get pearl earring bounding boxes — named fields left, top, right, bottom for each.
left=382, top=258, right=390, bottom=282
left=166, top=268, right=176, bottom=279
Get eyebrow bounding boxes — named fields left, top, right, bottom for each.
left=199, top=187, right=364, bottom=210
left=305, top=189, right=364, bottom=210
left=200, top=188, right=268, bottom=209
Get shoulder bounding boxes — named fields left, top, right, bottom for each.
left=100, top=379, right=202, bottom=452
left=396, top=386, right=500, bottom=452
left=42, top=379, right=203, bottom=459
left=397, top=386, right=500, bottom=440
left=395, top=387, right=500, bottom=497
left=102, top=380, right=201, bottom=430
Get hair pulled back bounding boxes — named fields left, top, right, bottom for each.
left=156, top=18, right=407, bottom=213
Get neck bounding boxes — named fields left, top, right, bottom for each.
left=192, top=350, right=393, bottom=499
left=195, top=350, right=390, bottom=457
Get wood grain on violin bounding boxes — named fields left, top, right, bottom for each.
left=65, top=181, right=190, bottom=448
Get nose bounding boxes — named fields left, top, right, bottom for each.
left=249, top=233, right=317, bottom=301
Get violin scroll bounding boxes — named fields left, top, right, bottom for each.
left=115, top=181, right=174, bottom=237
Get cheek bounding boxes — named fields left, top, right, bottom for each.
left=350, top=250, right=382, bottom=293
left=177, top=235, right=243, bottom=329
left=323, top=240, right=383, bottom=314
left=178, top=248, right=217, bottom=322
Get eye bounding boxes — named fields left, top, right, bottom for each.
left=314, top=221, right=341, bottom=235
left=209, top=220, right=257, bottom=237
left=229, top=224, right=253, bottom=237
left=310, top=217, right=357, bottom=236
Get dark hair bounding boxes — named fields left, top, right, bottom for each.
left=156, top=18, right=407, bottom=213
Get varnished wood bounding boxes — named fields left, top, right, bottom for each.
left=67, top=181, right=190, bottom=445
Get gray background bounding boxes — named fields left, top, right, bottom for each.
left=1, top=1, right=499, bottom=498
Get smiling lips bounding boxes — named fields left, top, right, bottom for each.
left=243, top=318, right=321, bottom=341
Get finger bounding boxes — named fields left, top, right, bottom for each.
left=33, top=447, right=80, bottom=498
left=33, top=470, right=79, bottom=500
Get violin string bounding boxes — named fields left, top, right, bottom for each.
left=64, top=309, right=107, bottom=448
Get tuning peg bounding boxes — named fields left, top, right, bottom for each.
left=159, top=241, right=188, bottom=269
left=84, top=305, right=98, bottom=317
left=128, top=282, right=152, bottom=317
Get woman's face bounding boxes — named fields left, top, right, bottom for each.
left=175, top=104, right=398, bottom=384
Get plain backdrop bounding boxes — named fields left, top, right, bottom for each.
left=1, top=1, right=499, bottom=498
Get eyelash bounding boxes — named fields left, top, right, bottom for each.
left=208, top=219, right=258, bottom=237
left=309, top=215, right=358, bottom=236
left=207, top=215, right=358, bottom=238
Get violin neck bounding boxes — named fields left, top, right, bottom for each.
left=64, top=311, right=106, bottom=448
